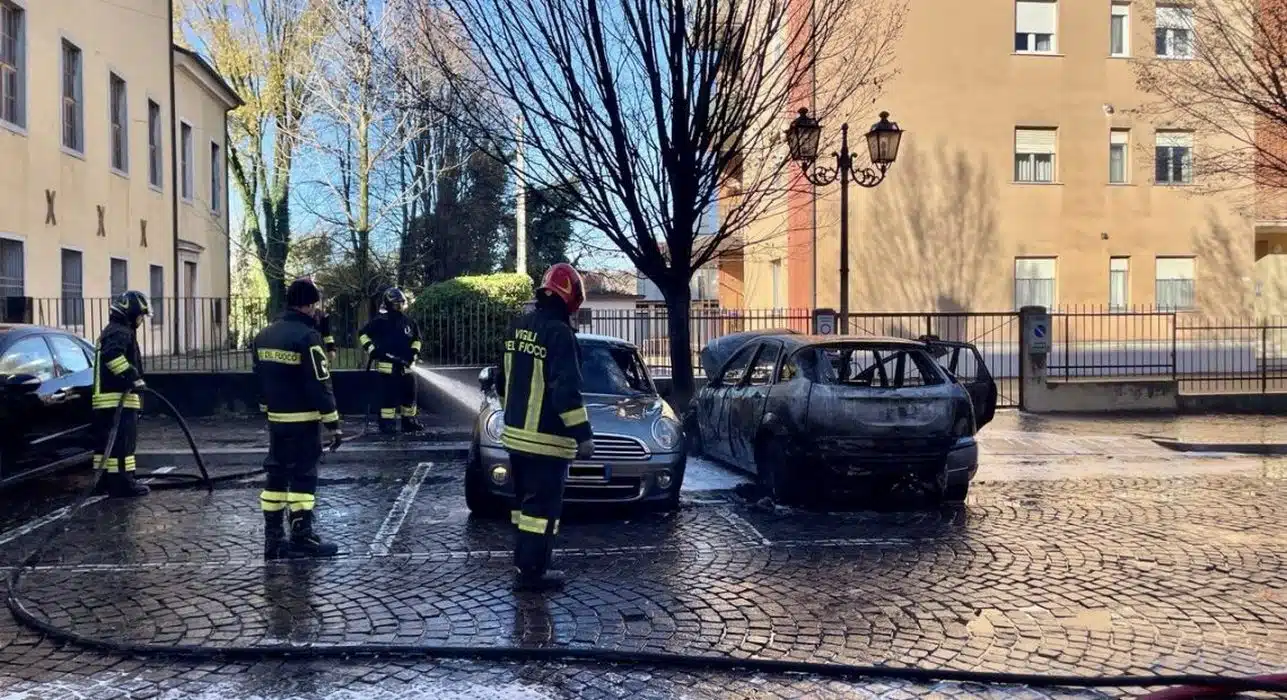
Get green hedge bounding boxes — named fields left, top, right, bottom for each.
left=409, top=273, right=534, bottom=365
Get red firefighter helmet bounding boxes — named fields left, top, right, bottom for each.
left=538, top=263, right=586, bottom=314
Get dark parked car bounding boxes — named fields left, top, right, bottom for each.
left=0, top=324, right=99, bottom=484
left=686, top=332, right=997, bottom=505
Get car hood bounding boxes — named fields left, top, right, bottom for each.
left=583, top=393, right=676, bottom=425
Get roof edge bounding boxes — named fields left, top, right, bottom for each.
left=173, top=45, right=244, bottom=110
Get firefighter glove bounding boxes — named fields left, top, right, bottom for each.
left=576, top=439, right=595, bottom=460
left=132, top=378, right=146, bottom=389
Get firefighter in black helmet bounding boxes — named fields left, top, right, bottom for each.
left=358, top=287, right=423, bottom=434
left=91, top=290, right=152, bottom=498
left=252, top=278, right=342, bottom=559
left=298, top=276, right=338, bottom=362
left=496, top=263, right=594, bottom=592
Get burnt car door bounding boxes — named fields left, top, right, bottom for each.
left=921, top=338, right=998, bottom=429
left=726, top=340, right=781, bottom=469
left=699, top=343, right=759, bottom=463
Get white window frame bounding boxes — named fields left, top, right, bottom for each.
left=1109, top=129, right=1130, bottom=184
left=1109, top=257, right=1129, bottom=312
left=1014, top=257, right=1057, bottom=310
left=1155, top=130, right=1194, bottom=185
left=180, top=120, right=194, bottom=202
left=1015, top=0, right=1058, bottom=54
left=108, top=71, right=128, bottom=175
left=1110, top=2, right=1130, bottom=57
left=147, top=98, right=162, bottom=190
left=109, top=257, right=129, bottom=298
left=0, top=232, right=25, bottom=299
left=1015, top=127, right=1058, bottom=183
left=60, top=36, right=84, bottom=157
left=1155, top=256, right=1196, bottom=311
left=0, top=0, right=27, bottom=133
left=1155, top=5, right=1194, bottom=59
left=210, top=140, right=222, bottom=214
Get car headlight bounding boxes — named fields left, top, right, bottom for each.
left=652, top=416, right=681, bottom=451
left=484, top=410, right=505, bottom=442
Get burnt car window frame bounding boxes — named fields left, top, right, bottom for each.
left=713, top=342, right=762, bottom=388
left=807, top=342, right=948, bottom=388
left=744, top=340, right=783, bottom=388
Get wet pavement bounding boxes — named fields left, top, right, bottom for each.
left=1, top=422, right=1286, bottom=699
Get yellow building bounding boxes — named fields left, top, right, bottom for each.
left=728, top=0, right=1287, bottom=319
left=0, top=0, right=239, bottom=352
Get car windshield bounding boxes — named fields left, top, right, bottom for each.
left=794, top=343, right=945, bottom=388
left=580, top=343, right=654, bottom=396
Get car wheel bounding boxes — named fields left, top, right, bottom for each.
left=758, top=437, right=804, bottom=506
left=683, top=411, right=703, bottom=458
left=943, top=480, right=969, bottom=503
left=464, top=454, right=506, bottom=519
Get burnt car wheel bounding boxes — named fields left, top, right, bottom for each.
left=465, top=454, right=507, bottom=518
left=757, top=437, right=805, bottom=506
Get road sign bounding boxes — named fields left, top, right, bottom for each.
left=1024, top=312, right=1051, bottom=354
left=814, top=308, right=837, bottom=335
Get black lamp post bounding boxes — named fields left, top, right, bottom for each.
left=786, top=108, right=902, bottom=333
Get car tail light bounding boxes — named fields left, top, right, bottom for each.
left=951, top=400, right=974, bottom=437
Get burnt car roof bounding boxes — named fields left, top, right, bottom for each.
left=788, top=334, right=927, bottom=348
left=699, top=328, right=802, bottom=380
left=575, top=332, right=639, bottom=350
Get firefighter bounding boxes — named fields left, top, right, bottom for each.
left=252, top=278, right=343, bottom=559
left=357, top=287, right=423, bottom=435
left=91, top=290, right=152, bottom=498
left=497, top=263, right=595, bottom=592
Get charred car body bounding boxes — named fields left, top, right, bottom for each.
left=467, top=333, right=685, bottom=514
left=686, top=331, right=997, bottom=505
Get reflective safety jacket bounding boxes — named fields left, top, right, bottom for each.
left=317, top=312, right=336, bottom=354
left=252, top=309, right=339, bottom=426
left=497, top=305, right=593, bottom=460
left=93, top=318, right=144, bottom=411
left=358, top=311, right=422, bottom=375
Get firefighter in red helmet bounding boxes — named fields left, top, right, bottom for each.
left=495, top=263, right=594, bottom=591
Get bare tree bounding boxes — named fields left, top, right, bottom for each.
left=402, top=0, right=904, bottom=400
left=180, top=0, right=327, bottom=313
left=1133, top=0, right=1287, bottom=207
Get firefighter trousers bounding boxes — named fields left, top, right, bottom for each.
left=260, top=423, right=323, bottom=516
left=92, top=407, right=138, bottom=474
left=377, top=367, right=417, bottom=423
left=508, top=451, right=568, bottom=575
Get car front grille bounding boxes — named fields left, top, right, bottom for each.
left=592, top=434, right=649, bottom=461
left=565, top=477, right=644, bottom=502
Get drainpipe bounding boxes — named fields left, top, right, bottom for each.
left=809, top=3, right=818, bottom=310
left=168, top=8, right=180, bottom=352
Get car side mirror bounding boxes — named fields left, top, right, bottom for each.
left=478, top=366, right=498, bottom=393
left=3, top=373, right=41, bottom=394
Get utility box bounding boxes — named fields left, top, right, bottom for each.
left=1021, top=306, right=1051, bottom=355
left=813, top=308, right=838, bottom=335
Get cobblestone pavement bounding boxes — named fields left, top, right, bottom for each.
left=1, top=441, right=1286, bottom=698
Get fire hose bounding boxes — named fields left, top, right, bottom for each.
left=5, top=390, right=1287, bottom=695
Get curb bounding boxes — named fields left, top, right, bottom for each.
left=1149, top=438, right=1287, bottom=456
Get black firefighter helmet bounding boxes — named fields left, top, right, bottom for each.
left=109, top=290, right=151, bottom=326
left=382, top=287, right=408, bottom=312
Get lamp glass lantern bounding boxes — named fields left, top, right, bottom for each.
left=866, top=111, right=902, bottom=167
left=785, top=108, right=822, bottom=163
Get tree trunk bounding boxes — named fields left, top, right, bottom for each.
left=663, top=279, right=695, bottom=410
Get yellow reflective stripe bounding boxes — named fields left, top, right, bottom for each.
left=310, top=345, right=331, bottom=381
left=502, top=351, right=513, bottom=400
left=123, top=456, right=136, bottom=472
left=106, top=356, right=132, bottom=374
left=410, top=340, right=422, bottom=351
left=524, top=357, right=545, bottom=432
left=93, top=348, right=102, bottom=395
left=319, top=411, right=339, bottom=423
left=375, top=362, right=393, bottom=374
left=510, top=510, right=521, bottom=525
left=359, top=334, right=374, bottom=352
left=268, top=411, right=321, bottom=423
left=501, top=426, right=577, bottom=449
left=92, top=393, right=141, bottom=409
left=401, top=404, right=418, bottom=417
left=256, top=348, right=301, bottom=364
left=380, top=408, right=397, bottom=418
left=560, top=406, right=589, bottom=427
left=322, top=335, right=335, bottom=345
left=501, top=435, right=574, bottom=459
left=288, top=493, right=316, bottom=511
left=260, top=500, right=287, bottom=512
left=517, top=514, right=549, bottom=534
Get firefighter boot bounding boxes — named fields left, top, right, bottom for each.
left=108, top=470, right=150, bottom=498
left=512, top=566, right=566, bottom=592
left=264, top=510, right=291, bottom=560
left=400, top=416, right=424, bottom=433
left=288, top=510, right=340, bottom=558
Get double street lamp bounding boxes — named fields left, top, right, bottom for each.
left=785, top=108, right=903, bottom=333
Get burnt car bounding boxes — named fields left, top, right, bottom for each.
left=0, top=324, right=100, bottom=485
left=685, top=332, right=997, bottom=505
left=467, top=333, right=686, bottom=515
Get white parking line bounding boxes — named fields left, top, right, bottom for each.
left=140, top=466, right=175, bottom=484
left=369, top=461, right=434, bottom=556
left=0, top=496, right=107, bottom=547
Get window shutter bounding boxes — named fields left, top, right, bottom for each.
left=1016, top=1, right=1057, bottom=34
left=1015, top=128, right=1057, bottom=154
left=1156, top=257, right=1194, bottom=279
left=1155, top=6, right=1191, bottom=29
left=1155, top=131, right=1192, bottom=148
left=1110, top=130, right=1129, bottom=145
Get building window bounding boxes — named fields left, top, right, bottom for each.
left=210, top=142, right=221, bottom=213
left=0, top=237, right=22, bottom=298
left=1, top=1, right=25, bottom=129
left=770, top=258, right=782, bottom=308
left=61, top=40, right=83, bottom=153
left=180, top=122, right=193, bottom=201
left=1155, top=131, right=1193, bottom=184
left=60, top=249, right=83, bottom=325
left=1014, top=257, right=1056, bottom=309
left=148, top=100, right=162, bottom=188
left=149, top=264, right=164, bottom=326
left=110, top=258, right=128, bottom=297
left=1109, top=129, right=1129, bottom=184
left=1015, top=0, right=1057, bottom=53
left=1156, top=256, right=1195, bottom=311
left=1110, top=2, right=1130, bottom=57
left=1156, top=5, right=1193, bottom=59
left=1015, top=128, right=1057, bottom=183
left=1109, top=257, right=1129, bottom=311
left=109, top=73, right=128, bottom=173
